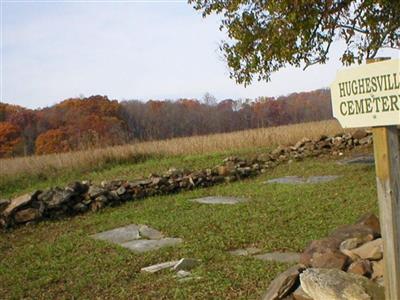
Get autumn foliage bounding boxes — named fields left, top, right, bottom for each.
left=0, top=122, right=23, bottom=158
left=0, top=89, right=333, bottom=158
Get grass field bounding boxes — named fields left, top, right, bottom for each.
left=0, top=149, right=378, bottom=299
left=0, top=120, right=348, bottom=185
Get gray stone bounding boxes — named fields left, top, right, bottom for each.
left=338, top=155, right=375, bottom=166
left=3, top=193, right=35, bottom=217
left=46, top=188, right=75, bottom=209
left=190, top=196, right=247, bottom=204
left=300, top=268, right=384, bottom=300
left=120, top=238, right=183, bottom=253
left=176, top=270, right=191, bottom=278
left=92, top=224, right=140, bottom=244
left=140, top=260, right=179, bottom=273
left=87, top=185, right=106, bottom=198
left=138, top=224, right=164, bottom=240
left=172, top=258, right=201, bottom=271
left=254, top=252, right=301, bottom=264
left=266, top=176, right=340, bottom=185
left=262, top=264, right=305, bottom=300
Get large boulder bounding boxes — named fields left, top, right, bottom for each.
left=300, top=268, right=384, bottom=300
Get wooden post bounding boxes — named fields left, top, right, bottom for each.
left=369, top=58, right=400, bottom=300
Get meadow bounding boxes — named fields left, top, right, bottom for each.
left=0, top=120, right=351, bottom=198
left=1, top=120, right=377, bottom=299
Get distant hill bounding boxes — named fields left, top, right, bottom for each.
left=0, top=89, right=332, bottom=157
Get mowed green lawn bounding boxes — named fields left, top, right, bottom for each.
left=0, top=152, right=378, bottom=299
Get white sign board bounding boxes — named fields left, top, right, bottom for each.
left=331, top=59, right=400, bottom=128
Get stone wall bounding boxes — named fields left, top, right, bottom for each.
left=0, top=129, right=373, bottom=229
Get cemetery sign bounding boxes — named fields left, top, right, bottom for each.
left=331, top=59, right=400, bottom=128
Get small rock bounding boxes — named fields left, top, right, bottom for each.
left=0, top=199, right=10, bottom=214
left=72, top=203, right=88, bottom=213
left=140, top=260, right=179, bottom=273
left=340, top=237, right=368, bottom=251
left=350, top=238, right=383, bottom=261
left=347, top=259, right=373, bottom=277
left=3, top=193, right=35, bottom=217
left=300, top=268, right=384, bottom=300
left=371, top=259, right=384, bottom=280
left=172, top=258, right=201, bottom=271
left=352, top=129, right=368, bottom=140
left=176, top=270, right=191, bottom=278
left=116, top=186, right=126, bottom=196
left=14, top=208, right=41, bottom=224
left=262, top=264, right=305, bottom=300
left=87, top=185, right=106, bottom=198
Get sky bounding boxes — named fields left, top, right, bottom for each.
left=1, top=1, right=399, bottom=109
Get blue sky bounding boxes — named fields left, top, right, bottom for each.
left=1, top=1, right=399, bottom=109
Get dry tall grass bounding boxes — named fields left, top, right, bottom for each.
left=0, top=120, right=348, bottom=179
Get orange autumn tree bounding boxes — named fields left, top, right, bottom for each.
left=35, top=128, right=72, bottom=155
left=0, top=122, right=23, bottom=158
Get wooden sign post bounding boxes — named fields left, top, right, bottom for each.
left=331, top=58, right=400, bottom=300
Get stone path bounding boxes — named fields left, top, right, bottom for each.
left=337, top=155, right=374, bottom=165
left=266, top=175, right=340, bottom=185
left=92, top=224, right=182, bottom=253
left=229, top=247, right=301, bottom=264
left=190, top=196, right=248, bottom=204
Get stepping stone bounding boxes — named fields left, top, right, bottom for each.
left=92, top=224, right=182, bottom=253
left=190, top=196, right=247, bottom=204
left=266, top=175, right=340, bottom=185
left=92, top=224, right=140, bottom=244
left=254, top=252, right=301, bottom=264
left=120, top=238, right=183, bottom=253
left=338, top=155, right=374, bottom=165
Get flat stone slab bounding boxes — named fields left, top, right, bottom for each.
left=266, top=175, right=340, bottom=185
left=92, top=224, right=181, bottom=253
left=120, top=238, right=183, bottom=253
left=254, top=252, right=301, bottom=264
left=92, top=224, right=141, bottom=244
left=338, top=155, right=374, bottom=165
left=190, top=196, right=247, bottom=204
left=229, top=247, right=262, bottom=256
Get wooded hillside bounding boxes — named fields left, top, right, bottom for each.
left=0, top=89, right=332, bottom=157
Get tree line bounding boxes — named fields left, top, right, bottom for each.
left=0, top=89, right=332, bottom=157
